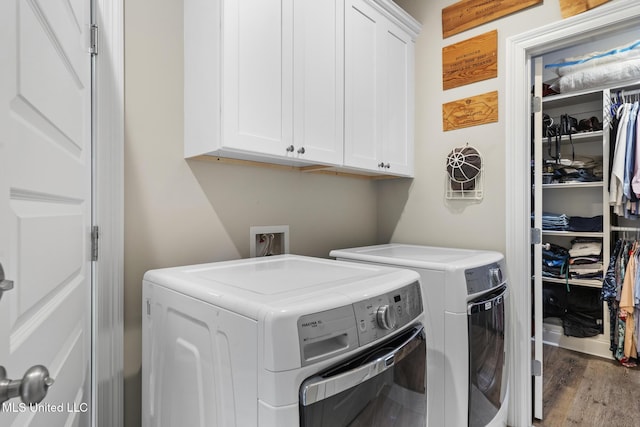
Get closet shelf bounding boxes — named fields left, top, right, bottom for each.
left=542, top=321, right=611, bottom=359
left=542, top=230, right=603, bottom=238
left=542, top=88, right=603, bottom=106
left=542, top=181, right=603, bottom=189
left=542, top=277, right=602, bottom=289
left=557, top=130, right=604, bottom=143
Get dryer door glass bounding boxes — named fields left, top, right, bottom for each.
left=467, top=285, right=508, bottom=427
left=299, top=325, right=426, bottom=427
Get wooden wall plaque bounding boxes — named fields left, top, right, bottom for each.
left=442, top=0, right=542, bottom=38
left=443, top=91, right=498, bottom=131
left=559, top=0, right=611, bottom=19
left=443, top=30, right=497, bottom=90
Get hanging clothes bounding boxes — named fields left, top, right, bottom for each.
left=602, top=236, right=640, bottom=366
left=609, top=94, right=640, bottom=218
left=603, top=239, right=622, bottom=352
left=632, top=101, right=640, bottom=195
left=623, top=103, right=639, bottom=200
left=620, top=242, right=637, bottom=360
left=610, top=103, right=633, bottom=217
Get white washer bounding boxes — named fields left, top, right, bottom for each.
left=142, top=255, right=426, bottom=427
left=330, top=244, right=509, bottom=427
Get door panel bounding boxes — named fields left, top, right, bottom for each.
left=12, top=203, right=83, bottom=318
left=223, top=0, right=293, bottom=156
left=18, top=0, right=88, bottom=154
left=293, top=0, right=344, bottom=164
left=0, top=0, right=92, bottom=425
left=382, top=25, right=412, bottom=175
left=344, top=0, right=380, bottom=170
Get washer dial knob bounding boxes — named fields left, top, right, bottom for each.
left=376, top=305, right=397, bottom=330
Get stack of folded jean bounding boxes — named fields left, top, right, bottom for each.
left=541, top=212, right=569, bottom=231
left=567, top=215, right=603, bottom=232
left=535, top=212, right=603, bottom=232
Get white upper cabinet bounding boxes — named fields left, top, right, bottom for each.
left=382, top=24, right=414, bottom=176
left=344, top=0, right=417, bottom=177
left=222, top=0, right=293, bottom=158
left=185, top=0, right=294, bottom=160
left=292, top=0, right=344, bottom=165
left=184, top=0, right=420, bottom=176
left=344, top=0, right=379, bottom=172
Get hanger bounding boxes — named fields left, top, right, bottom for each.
left=610, top=91, right=622, bottom=116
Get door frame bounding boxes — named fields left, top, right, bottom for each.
left=505, top=0, right=640, bottom=425
left=92, top=0, right=124, bottom=425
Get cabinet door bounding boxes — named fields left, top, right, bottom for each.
left=381, top=22, right=414, bottom=176
left=222, top=0, right=293, bottom=157
left=293, top=0, right=344, bottom=164
left=344, top=0, right=383, bottom=172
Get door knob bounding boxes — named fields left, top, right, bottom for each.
left=0, top=365, right=55, bottom=405
left=0, top=262, right=14, bottom=302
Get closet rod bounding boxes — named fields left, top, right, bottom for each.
left=611, top=226, right=640, bottom=232
left=611, top=88, right=640, bottom=98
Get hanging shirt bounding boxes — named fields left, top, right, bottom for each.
left=603, top=239, right=622, bottom=301
left=620, top=244, right=637, bottom=359
left=623, top=102, right=639, bottom=203
left=632, top=102, right=640, bottom=196
left=610, top=103, right=632, bottom=215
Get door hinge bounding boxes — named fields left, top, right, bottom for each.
left=91, top=225, right=99, bottom=261
left=531, top=227, right=542, bottom=245
left=532, top=359, right=542, bottom=376
left=532, top=96, right=542, bottom=113
left=90, top=24, right=99, bottom=56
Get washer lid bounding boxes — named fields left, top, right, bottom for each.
left=189, top=256, right=376, bottom=294
left=143, top=254, right=419, bottom=320
left=330, top=243, right=503, bottom=270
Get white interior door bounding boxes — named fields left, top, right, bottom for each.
left=532, top=56, right=544, bottom=420
left=0, top=0, right=92, bottom=425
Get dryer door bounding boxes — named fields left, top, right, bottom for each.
left=299, top=324, right=426, bottom=427
left=467, top=285, right=508, bottom=427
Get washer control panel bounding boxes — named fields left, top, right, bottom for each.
left=297, top=281, right=423, bottom=366
left=351, top=281, right=422, bottom=346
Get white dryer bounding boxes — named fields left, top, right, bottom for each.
left=142, top=255, right=426, bottom=427
left=330, top=244, right=509, bottom=427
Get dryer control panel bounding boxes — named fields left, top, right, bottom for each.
left=465, top=259, right=507, bottom=296
left=297, top=281, right=423, bottom=366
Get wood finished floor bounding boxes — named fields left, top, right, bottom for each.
left=532, top=345, right=640, bottom=426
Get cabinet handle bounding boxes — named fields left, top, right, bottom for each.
left=378, top=162, right=385, bottom=168
left=286, top=145, right=295, bottom=153
left=297, top=147, right=306, bottom=155
left=385, top=163, right=390, bottom=169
